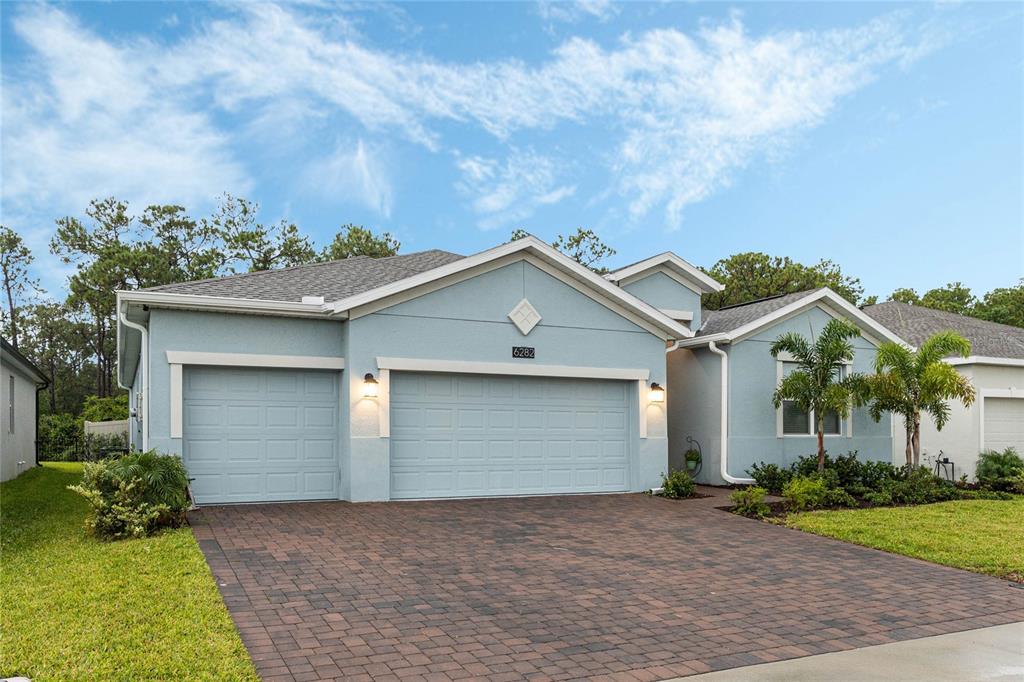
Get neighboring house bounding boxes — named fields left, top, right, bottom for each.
left=668, top=289, right=901, bottom=486
left=1, top=337, right=49, bottom=482
left=117, top=236, right=712, bottom=504
left=863, top=302, right=1024, bottom=479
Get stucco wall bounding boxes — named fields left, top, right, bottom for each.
left=146, top=308, right=346, bottom=457
left=621, top=271, right=703, bottom=329
left=666, top=346, right=722, bottom=484
left=345, top=259, right=669, bottom=501
left=1, top=358, right=38, bottom=482
left=726, top=306, right=892, bottom=481
left=896, top=363, right=1024, bottom=479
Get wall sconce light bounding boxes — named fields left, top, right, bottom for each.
left=362, top=373, right=379, bottom=398
left=649, top=382, right=665, bottom=403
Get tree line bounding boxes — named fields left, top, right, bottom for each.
left=2, top=195, right=1021, bottom=424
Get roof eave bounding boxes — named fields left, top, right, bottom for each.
left=605, top=252, right=725, bottom=293
left=116, top=290, right=339, bottom=319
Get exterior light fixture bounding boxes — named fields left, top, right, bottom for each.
left=649, top=382, right=665, bottom=403
left=362, top=373, right=379, bottom=398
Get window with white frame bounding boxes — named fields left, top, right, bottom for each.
left=8, top=375, right=14, bottom=434
left=779, top=362, right=843, bottom=436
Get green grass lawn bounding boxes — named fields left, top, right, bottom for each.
left=0, top=463, right=258, bottom=681
left=787, top=497, right=1024, bottom=581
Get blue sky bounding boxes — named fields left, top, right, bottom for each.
left=2, top=1, right=1021, bottom=301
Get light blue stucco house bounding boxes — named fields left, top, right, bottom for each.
left=117, top=237, right=898, bottom=503
left=667, top=288, right=904, bottom=485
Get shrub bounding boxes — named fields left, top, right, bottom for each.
left=976, top=448, right=1024, bottom=491
left=782, top=476, right=828, bottom=512
left=660, top=470, right=696, bottom=499
left=791, top=453, right=831, bottom=478
left=69, top=450, right=189, bottom=539
left=863, top=490, right=893, bottom=506
left=830, top=452, right=865, bottom=490
left=731, top=486, right=771, bottom=518
left=822, top=487, right=858, bottom=508
left=747, top=462, right=791, bottom=494
left=884, top=467, right=960, bottom=505
left=859, top=460, right=899, bottom=491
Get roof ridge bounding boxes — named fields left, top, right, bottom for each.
left=713, top=288, right=819, bottom=311
left=866, top=300, right=1024, bottom=336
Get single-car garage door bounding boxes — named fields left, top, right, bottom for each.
left=183, top=366, right=341, bottom=504
left=390, top=372, right=631, bottom=499
left=984, top=398, right=1024, bottom=453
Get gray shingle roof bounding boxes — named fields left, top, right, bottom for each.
left=697, top=289, right=824, bottom=336
left=863, top=301, right=1024, bottom=359
left=141, top=250, right=465, bottom=303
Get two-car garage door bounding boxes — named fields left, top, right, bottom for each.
left=389, top=372, right=631, bottom=499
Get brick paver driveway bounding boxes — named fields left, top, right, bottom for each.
left=190, top=492, right=1024, bottom=681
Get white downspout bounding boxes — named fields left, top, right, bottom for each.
left=119, top=307, right=149, bottom=451
left=708, top=341, right=753, bottom=485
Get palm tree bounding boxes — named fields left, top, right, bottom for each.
left=866, top=331, right=976, bottom=468
left=770, top=318, right=866, bottom=473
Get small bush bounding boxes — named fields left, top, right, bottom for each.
left=863, top=490, right=893, bottom=506
left=747, top=462, right=791, bottom=494
left=731, top=486, right=771, bottom=518
left=830, top=452, right=865, bottom=490
left=884, top=467, right=960, bottom=505
left=822, top=487, right=858, bottom=508
left=660, top=470, right=696, bottom=499
left=976, top=448, right=1024, bottom=491
left=791, top=453, right=831, bottom=478
left=858, top=460, right=899, bottom=491
left=69, top=450, right=189, bottom=539
left=782, top=476, right=828, bottom=512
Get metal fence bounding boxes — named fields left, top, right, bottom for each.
left=38, top=432, right=129, bottom=462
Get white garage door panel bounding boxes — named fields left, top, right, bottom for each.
left=390, top=372, right=631, bottom=499
left=984, top=398, right=1024, bottom=452
left=183, top=366, right=340, bottom=504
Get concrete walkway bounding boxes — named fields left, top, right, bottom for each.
left=671, top=621, right=1024, bottom=681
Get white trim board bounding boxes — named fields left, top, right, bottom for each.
left=376, top=356, right=650, bottom=381
left=117, top=290, right=336, bottom=319
left=165, top=351, right=345, bottom=370
left=673, top=289, right=907, bottom=349
left=659, top=309, right=694, bottom=322
left=947, top=356, right=1024, bottom=368
left=605, top=252, right=724, bottom=293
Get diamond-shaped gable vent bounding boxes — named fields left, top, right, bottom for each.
left=508, top=298, right=542, bottom=335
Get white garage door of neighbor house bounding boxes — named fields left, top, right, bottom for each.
left=984, top=398, right=1024, bottom=453
left=389, top=372, right=631, bottom=499
left=183, top=366, right=341, bottom=504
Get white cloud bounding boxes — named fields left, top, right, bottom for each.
left=455, top=150, right=576, bottom=230
left=1, top=2, right=951, bottom=245
left=304, top=140, right=393, bottom=218
left=1, top=5, right=250, bottom=224
left=537, top=1, right=619, bottom=25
